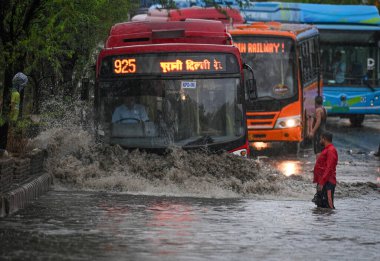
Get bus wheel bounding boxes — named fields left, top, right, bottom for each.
left=349, top=114, right=365, bottom=127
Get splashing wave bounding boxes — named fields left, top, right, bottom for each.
left=29, top=101, right=378, bottom=199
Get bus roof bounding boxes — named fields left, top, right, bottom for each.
left=99, top=43, right=241, bottom=58
left=166, top=7, right=245, bottom=24
left=229, top=22, right=318, bottom=41
left=316, top=24, right=380, bottom=31
left=106, top=20, right=232, bottom=48
left=241, top=2, right=380, bottom=26
left=132, top=7, right=245, bottom=25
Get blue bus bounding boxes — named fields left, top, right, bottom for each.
left=241, top=2, right=380, bottom=126
left=146, top=0, right=239, bottom=9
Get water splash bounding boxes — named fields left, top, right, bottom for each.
left=28, top=100, right=378, bottom=199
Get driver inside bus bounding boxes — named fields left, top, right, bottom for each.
left=332, top=51, right=346, bottom=84
left=112, top=96, right=149, bottom=123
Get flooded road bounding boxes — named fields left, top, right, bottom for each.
left=0, top=114, right=379, bottom=260
left=0, top=191, right=379, bottom=261
left=257, top=116, right=380, bottom=185
left=326, top=115, right=380, bottom=154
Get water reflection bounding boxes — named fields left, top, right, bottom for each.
left=146, top=201, right=197, bottom=256
left=1, top=192, right=379, bottom=260
left=97, top=204, right=130, bottom=226
left=276, top=160, right=301, bottom=176
left=96, top=203, right=131, bottom=252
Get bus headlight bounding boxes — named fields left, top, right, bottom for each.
left=275, top=115, right=301, bottom=129
left=285, top=119, right=296, bottom=127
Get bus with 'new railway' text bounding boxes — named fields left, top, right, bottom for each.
left=241, top=2, right=380, bottom=126
left=229, top=22, right=321, bottom=151
left=95, top=20, right=250, bottom=156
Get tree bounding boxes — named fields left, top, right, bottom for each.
left=0, top=0, right=137, bottom=149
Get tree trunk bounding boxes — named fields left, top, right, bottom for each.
left=0, top=67, right=14, bottom=149
left=62, top=54, right=78, bottom=98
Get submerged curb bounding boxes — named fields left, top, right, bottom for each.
left=0, top=149, right=51, bottom=217
left=0, top=173, right=52, bottom=217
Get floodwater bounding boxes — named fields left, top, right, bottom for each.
left=0, top=105, right=379, bottom=260
left=0, top=191, right=379, bottom=261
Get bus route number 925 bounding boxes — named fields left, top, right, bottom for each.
left=114, top=58, right=136, bottom=74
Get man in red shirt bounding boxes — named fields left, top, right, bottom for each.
left=312, top=131, right=338, bottom=209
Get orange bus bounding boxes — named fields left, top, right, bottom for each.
left=229, top=22, right=321, bottom=151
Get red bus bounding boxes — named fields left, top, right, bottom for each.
left=95, top=20, right=250, bottom=156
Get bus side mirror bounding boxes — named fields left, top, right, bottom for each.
left=246, top=79, right=257, bottom=100
left=243, top=63, right=257, bottom=101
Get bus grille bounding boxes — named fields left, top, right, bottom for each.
left=247, top=114, right=276, bottom=120
left=247, top=113, right=278, bottom=129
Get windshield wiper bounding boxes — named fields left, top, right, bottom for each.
left=256, top=96, right=283, bottom=104
left=256, top=95, right=280, bottom=101
left=183, top=135, right=214, bottom=147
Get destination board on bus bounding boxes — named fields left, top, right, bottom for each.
left=100, top=53, right=239, bottom=76
left=232, top=36, right=293, bottom=55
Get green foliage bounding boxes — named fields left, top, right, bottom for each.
left=14, top=118, right=33, bottom=135
left=0, top=0, right=137, bottom=105
left=0, top=0, right=138, bottom=148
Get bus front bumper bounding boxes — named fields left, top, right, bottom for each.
left=248, top=126, right=302, bottom=142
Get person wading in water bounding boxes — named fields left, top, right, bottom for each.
left=312, top=131, right=338, bottom=209
left=309, top=95, right=327, bottom=204
left=309, top=95, right=327, bottom=156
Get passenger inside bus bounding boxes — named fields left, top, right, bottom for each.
left=331, top=51, right=346, bottom=84
left=112, top=96, right=149, bottom=123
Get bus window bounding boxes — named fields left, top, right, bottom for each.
left=97, top=77, right=244, bottom=147
left=320, top=30, right=379, bottom=87
left=233, top=36, right=297, bottom=100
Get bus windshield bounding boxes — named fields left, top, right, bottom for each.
left=97, top=77, right=244, bottom=149
left=320, top=30, right=380, bottom=87
left=233, top=36, right=297, bottom=100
